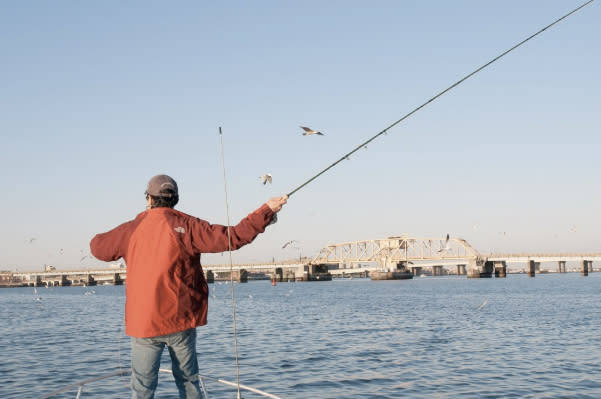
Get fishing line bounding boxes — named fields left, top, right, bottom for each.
left=218, top=126, right=243, bottom=399
left=117, top=316, right=130, bottom=389
left=287, top=0, right=594, bottom=198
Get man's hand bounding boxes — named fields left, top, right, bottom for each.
left=266, top=195, right=288, bottom=212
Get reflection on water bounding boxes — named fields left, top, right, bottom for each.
left=1, top=274, right=601, bottom=398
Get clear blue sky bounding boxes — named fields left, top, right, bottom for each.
left=1, top=1, right=599, bottom=270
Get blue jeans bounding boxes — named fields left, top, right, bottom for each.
left=131, top=328, right=203, bottom=399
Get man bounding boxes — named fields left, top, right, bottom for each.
left=90, top=174, right=287, bottom=398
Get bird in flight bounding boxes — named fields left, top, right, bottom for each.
left=477, top=299, right=488, bottom=310
left=300, top=126, right=324, bottom=136
left=437, top=234, right=450, bottom=253
left=282, top=240, right=298, bottom=249
left=260, top=173, right=272, bottom=185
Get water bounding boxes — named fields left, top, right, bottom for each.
left=1, top=274, right=600, bottom=398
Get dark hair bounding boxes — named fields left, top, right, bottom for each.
left=148, top=189, right=179, bottom=208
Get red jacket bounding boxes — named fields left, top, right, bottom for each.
left=90, top=204, right=274, bottom=338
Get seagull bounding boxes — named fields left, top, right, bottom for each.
left=26, top=237, right=36, bottom=244
left=477, top=299, right=488, bottom=310
left=300, top=126, right=324, bottom=136
left=282, top=240, right=298, bottom=249
left=437, top=234, right=450, bottom=253
left=260, top=173, right=272, bottom=185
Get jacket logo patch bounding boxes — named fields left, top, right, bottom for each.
left=174, top=226, right=186, bottom=233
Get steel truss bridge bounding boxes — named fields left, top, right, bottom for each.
left=310, top=236, right=483, bottom=268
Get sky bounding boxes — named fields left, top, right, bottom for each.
left=1, top=1, right=599, bottom=271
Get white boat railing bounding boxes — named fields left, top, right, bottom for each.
left=40, top=368, right=282, bottom=399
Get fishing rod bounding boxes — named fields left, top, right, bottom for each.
left=218, top=126, right=243, bottom=399
left=287, top=0, right=594, bottom=198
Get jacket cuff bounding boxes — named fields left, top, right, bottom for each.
left=257, top=203, right=275, bottom=225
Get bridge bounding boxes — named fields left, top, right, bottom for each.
left=1, top=267, right=127, bottom=287
left=2, top=236, right=600, bottom=286
left=308, top=237, right=600, bottom=277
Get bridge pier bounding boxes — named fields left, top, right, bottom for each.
left=432, top=265, right=443, bottom=276
left=494, top=261, right=507, bottom=278
left=557, top=261, right=566, bottom=273
left=467, top=259, right=493, bottom=278
left=588, top=260, right=593, bottom=273
left=284, top=270, right=295, bottom=282
left=113, top=273, right=124, bottom=285
left=307, top=264, right=332, bottom=281
left=86, top=274, right=97, bottom=286
left=411, top=266, right=422, bottom=277
left=60, top=275, right=71, bottom=286
left=232, top=269, right=248, bottom=283
left=581, top=260, right=589, bottom=276
left=456, top=265, right=466, bottom=275
left=275, top=267, right=284, bottom=282
left=205, top=270, right=214, bottom=284
left=526, top=260, right=535, bottom=277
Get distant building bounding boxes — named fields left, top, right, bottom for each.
left=109, top=262, right=125, bottom=269
left=44, top=265, right=56, bottom=272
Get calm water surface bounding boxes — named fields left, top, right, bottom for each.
left=1, top=274, right=600, bottom=398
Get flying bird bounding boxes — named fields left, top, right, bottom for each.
left=260, top=173, right=272, bottom=185
left=33, top=287, right=42, bottom=301
left=282, top=240, right=298, bottom=249
left=26, top=237, right=37, bottom=244
left=437, top=234, right=450, bottom=253
left=300, top=126, right=324, bottom=136
left=477, top=299, right=488, bottom=310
